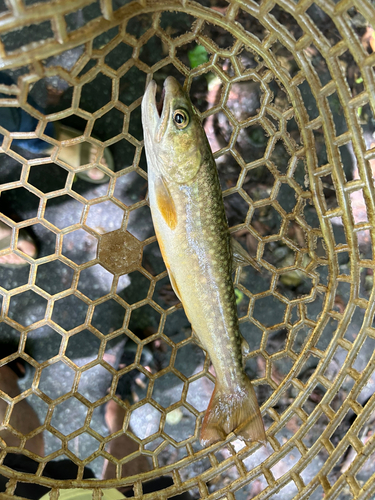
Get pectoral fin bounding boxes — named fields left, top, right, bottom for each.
left=155, top=176, right=177, bottom=230
left=231, top=237, right=260, bottom=272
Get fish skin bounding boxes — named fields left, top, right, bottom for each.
left=141, top=76, right=266, bottom=446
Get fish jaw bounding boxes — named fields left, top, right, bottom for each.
left=141, top=80, right=159, bottom=140
left=141, top=80, right=169, bottom=184
left=164, top=75, right=184, bottom=97
left=141, top=77, right=182, bottom=147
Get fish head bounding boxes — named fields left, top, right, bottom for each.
left=141, top=76, right=210, bottom=184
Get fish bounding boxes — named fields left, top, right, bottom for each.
left=141, top=76, right=266, bottom=447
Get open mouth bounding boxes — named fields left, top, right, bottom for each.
left=156, top=87, right=165, bottom=117
left=148, top=79, right=170, bottom=142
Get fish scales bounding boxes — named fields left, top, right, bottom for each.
left=142, top=76, right=266, bottom=446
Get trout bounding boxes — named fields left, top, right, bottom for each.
left=141, top=76, right=266, bottom=446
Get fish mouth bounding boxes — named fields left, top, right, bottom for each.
left=154, top=80, right=170, bottom=142
left=155, top=76, right=181, bottom=120
left=156, top=87, right=165, bottom=117
left=148, top=80, right=167, bottom=122
left=142, top=80, right=166, bottom=143
left=142, top=77, right=182, bottom=142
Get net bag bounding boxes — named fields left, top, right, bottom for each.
left=0, top=0, right=375, bottom=499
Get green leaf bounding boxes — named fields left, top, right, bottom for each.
left=188, top=45, right=209, bottom=69
left=235, top=288, right=244, bottom=305
left=357, top=106, right=362, bottom=117
left=355, top=76, right=363, bottom=84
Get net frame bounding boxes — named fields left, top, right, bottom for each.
left=0, top=0, right=374, bottom=499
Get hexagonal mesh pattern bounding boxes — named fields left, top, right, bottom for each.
left=1, top=0, right=375, bottom=499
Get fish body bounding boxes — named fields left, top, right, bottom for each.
left=141, top=77, right=265, bottom=446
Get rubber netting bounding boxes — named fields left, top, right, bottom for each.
left=0, top=0, right=375, bottom=499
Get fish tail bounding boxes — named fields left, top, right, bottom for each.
left=200, top=379, right=266, bottom=447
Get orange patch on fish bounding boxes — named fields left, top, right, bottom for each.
left=155, top=176, right=177, bottom=230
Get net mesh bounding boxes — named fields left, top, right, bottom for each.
left=0, top=0, right=375, bottom=498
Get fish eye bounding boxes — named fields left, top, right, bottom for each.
left=173, top=109, right=189, bottom=129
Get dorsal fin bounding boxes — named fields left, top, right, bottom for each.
left=231, top=237, right=260, bottom=272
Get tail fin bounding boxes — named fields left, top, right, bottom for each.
left=200, top=378, right=266, bottom=447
